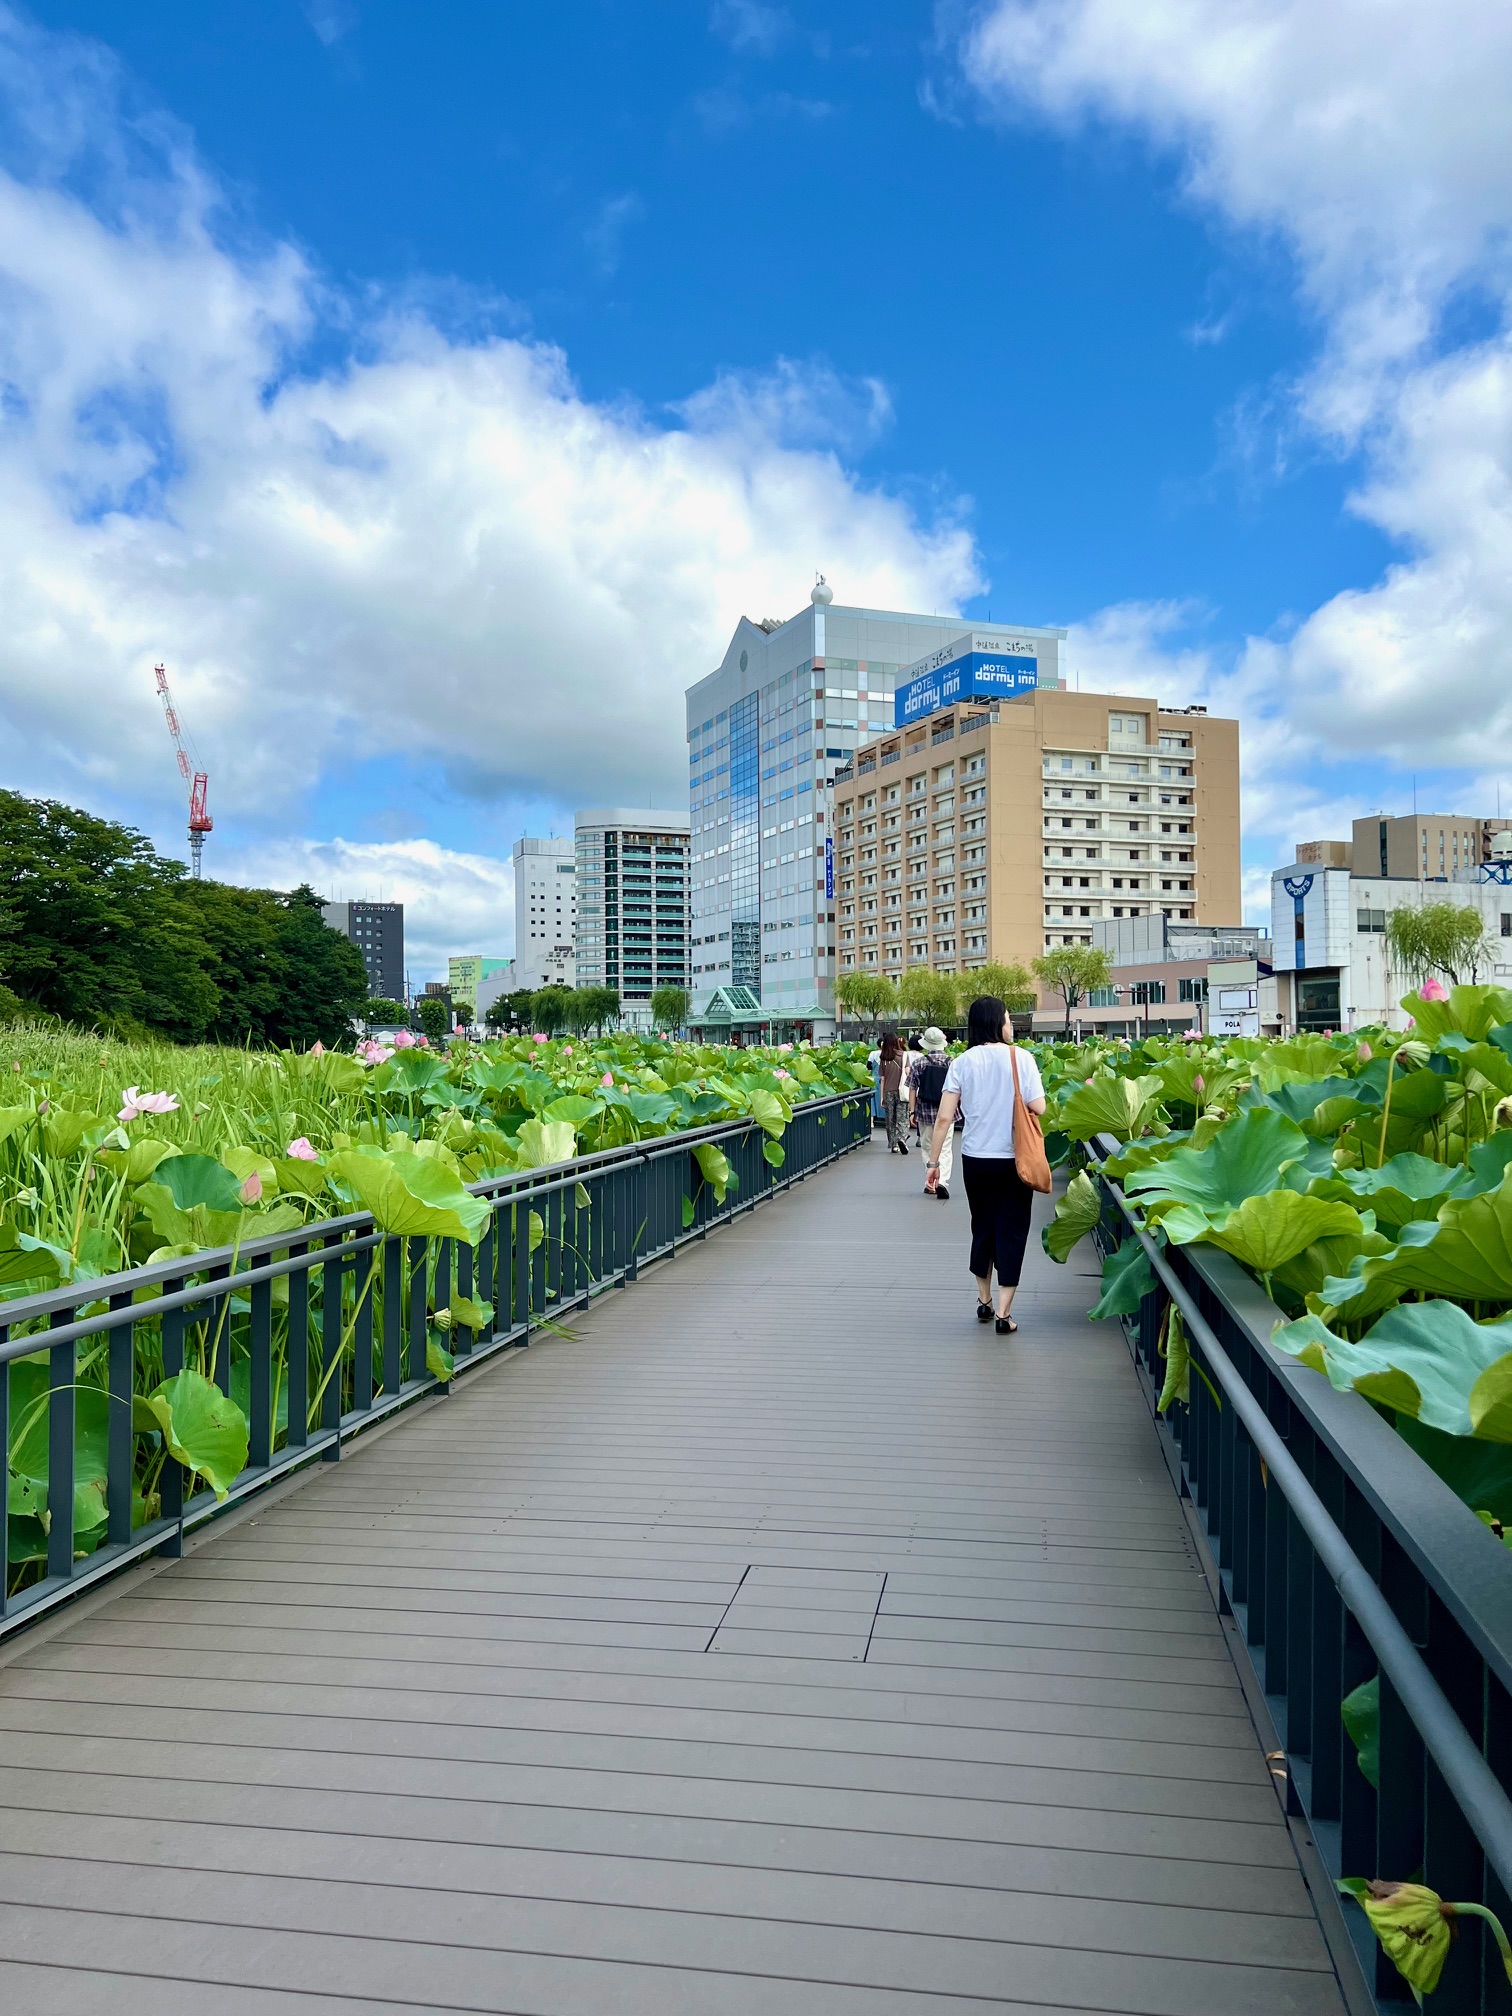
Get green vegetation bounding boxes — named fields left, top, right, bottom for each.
left=0, top=1023, right=872, bottom=1594
left=1385, top=898, right=1495, bottom=987
left=650, top=985, right=690, bottom=1032
left=0, top=790, right=369, bottom=1046
left=1032, top=944, right=1113, bottom=1032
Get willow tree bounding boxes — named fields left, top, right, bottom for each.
left=1385, top=902, right=1494, bottom=986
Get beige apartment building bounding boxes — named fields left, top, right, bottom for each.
left=831, top=687, right=1241, bottom=978
left=1298, top=813, right=1509, bottom=881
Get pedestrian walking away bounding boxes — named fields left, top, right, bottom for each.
left=924, top=996, right=1047, bottom=1333
left=906, top=1025, right=953, bottom=1197
left=878, top=1033, right=907, bottom=1153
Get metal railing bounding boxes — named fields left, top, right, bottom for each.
left=0, top=1094, right=870, bottom=1640
left=1093, top=1141, right=1512, bottom=2013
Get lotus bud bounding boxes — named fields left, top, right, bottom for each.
left=310, top=1040, right=325, bottom=1057
left=1338, top=1879, right=1512, bottom=1999
left=601, top=1071, right=614, bottom=1087
left=1419, top=976, right=1450, bottom=1001
left=1496, top=1096, right=1512, bottom=1132
left=240, top=1172, right=263, bottom=1204
left=1357, top=1040, right=1372, bottom=1062
left=37, top=1099, right=49, bottom=1115
left=1193, top=1075, right=1205, bottom=1094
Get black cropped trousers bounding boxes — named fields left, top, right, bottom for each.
left=960, top=1154, right=1036, bottom=1287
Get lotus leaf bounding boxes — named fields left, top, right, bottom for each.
left=693, top=1140, right=733, bottom=1203
left=762, top=1139, right=785, bottom=1168
left=1323, top=1176, right=1512, bottom=1313
left=1057, top=1074, right=1164, bottom=1144
left=134, top=1368, right=250, bottom=1500
left=1400, top=983, right=1512, bottom=1045
left=42, top=1108, right=108, bottom=1158
left=376, top=1050, right=452, bottom=1093
left=272, top=1155, right=329, bottom=1198
left=744, top=1087, right=791, bottom=1137
left=1157, top=1306, right=1190, bottom=1413
left=1043, top=1170, right=1101, bottom=1263
left=1088, top=1238, right=1154, bottom=1320
left=0, top=1222, right=62, bottom=1298
left=1341, top=1676, right=1380, bottom=1789
left=1125, top=1106, right=1311, bottom=1218
left=97, top=1138, right=180, bottom=1186
left=426, top=1334, right=456, bottom=1382
left=1273, top=1304, right=1512, bottom=1440
left=222, top=1146, right=279, bottom=1196
left=1172, top=1191, right=1365, bottom=1278
left=1262, top=1076, right=1367, bottom=1125
left=152, top=1154, right=248, bottom=1215
left=512, top=1119, right=578, bottom=1169
left=8, top=1359, right=111, bottom=1545
left=543, top=1094, right=604, bottom=1129
left=328, top=1150, right=488, bottom=1245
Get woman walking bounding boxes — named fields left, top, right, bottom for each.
left=906, top=1025, right=952, bottom=1197
left=924, top=996, right=1047, bottom=1333
left=878, top=1033, right=907, bottom=1153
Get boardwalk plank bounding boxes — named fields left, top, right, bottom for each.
left=0, top=1139, right=1346, bottom=2014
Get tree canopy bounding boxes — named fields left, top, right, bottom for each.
left=1032, top=945, right=1113, bottom=1031
left=649, top=985, right=689, bottom=1032
left=0, top=790, right=369, bottom=1046
left=1385, top=901, right=1494, bottom=986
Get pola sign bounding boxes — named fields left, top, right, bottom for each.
left=893, top=633, right=1040, bottom=727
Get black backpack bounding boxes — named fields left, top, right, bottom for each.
left=916, top=1057, right=949, bottom=1107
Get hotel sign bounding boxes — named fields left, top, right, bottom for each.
left=893, top=632, right=1041, bottom=727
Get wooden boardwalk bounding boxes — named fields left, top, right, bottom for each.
left=0, top=1138, right=1348, bottom=2014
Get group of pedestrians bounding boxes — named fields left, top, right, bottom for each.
left=870, top=996, right=1049, bottom=1335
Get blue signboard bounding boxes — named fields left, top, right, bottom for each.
left=893, top=647, right=1039, bottom=727
left=824, top=835, right=834, bottom=899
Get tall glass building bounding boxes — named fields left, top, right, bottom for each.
left=686, top=583, right=1066, bottom=1032
left=574, top=808, right=690, bottom=1029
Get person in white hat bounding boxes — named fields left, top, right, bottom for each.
left=905, top=1026, right=953, bottom=1198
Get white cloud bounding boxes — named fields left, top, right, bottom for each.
left=709, top=0, right=793, bottom=56
left=222, top=835, right=516, bottom=983
left=583, top=192, right=643, bottom=277
left=960, top=0, right=1512, bottom=803
left=0, top=14, right=978, bottom=857
left=303, top=1, right=358, bottom=47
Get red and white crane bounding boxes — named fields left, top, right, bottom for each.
left=153, top=662, right=213, bottom=878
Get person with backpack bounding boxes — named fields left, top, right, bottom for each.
left=923, top=996, right=1050, bottom=1332
left=906, top=1026, right=952, bottom=1198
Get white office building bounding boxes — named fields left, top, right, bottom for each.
left=574, top=809, right=690, bottom=1028
left=1270, top=859, right=1512, bottom=1031
left=685, top=580, right=1066, bottom=1033
left=511, top=836, right=576, bottom=991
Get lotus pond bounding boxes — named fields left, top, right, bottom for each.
left=0, top=1026, right=872, bottom=1589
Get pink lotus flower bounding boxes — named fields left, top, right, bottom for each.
left=240, top=1172, right=264, bottom=1204
left=453, top=1023, right=464, bottom=1035
left=1193, top=1074, right=1205, bottom=1094
left=775, top=1067, right=791, bottom=1080
left=393, top=1028, right=417, bottom=1049
left=600, top=1071, right=614, bottom=1087
left=359, top=1040, right=394, bottom=1067
left=778, top=1043, right=793, bottom=1053
left=310, top=1040, right=325, bottom=1057
left=118, top=1086, right=180, bottom=1123
left=286, top=1137, right=319, bottom=1161
left=563, top=1045, right=573, bottom=1055
left=1357, top=1040, right=1373, bottom=1062
left=532, top=1033, right=546, bottom=1044
left=1420, top=977, right=1450, bottom=1002
left=1181, top=1027, right=1203, bottom=1041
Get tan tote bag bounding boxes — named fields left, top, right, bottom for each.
left=1010, top=1046, right=1053, bottom=1193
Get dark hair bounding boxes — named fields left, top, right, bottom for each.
left=966, top=995, right=1008, bottom=1047
left=880, top=1033, right=902, bottom=1063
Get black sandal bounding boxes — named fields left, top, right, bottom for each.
left=995, top=1316, right=1018, bottom=1335
left=976, top=1300, right=993, bottom=1323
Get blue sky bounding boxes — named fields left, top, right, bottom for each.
left=3, top=0, right=1510, bottom=972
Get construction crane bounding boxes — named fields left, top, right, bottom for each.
left=153, top=663, right=213, bottom=878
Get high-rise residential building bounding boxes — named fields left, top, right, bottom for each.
left=686, top=580, right=1068, bottom=1031
left=320, top=900, right=404, bottom=1001
left=511, top=837, right=576, bottom=990
left=574, top=810, right=690, bottom=1027
left=831, top=685, right=1240, bottom=979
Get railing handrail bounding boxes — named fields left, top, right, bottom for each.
left=1101, top=1163, right=1512, bottom=1904
left=0, top=1092, right=856, bottom=1335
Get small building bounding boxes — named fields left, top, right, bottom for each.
left=447, top=955, right=510, bottom=1012
left=321, top=899, right=404, bottom=1001
left=1270, top=861, right=1512, bottom=1031
left=1046, top=917, right=1270, bottom=1039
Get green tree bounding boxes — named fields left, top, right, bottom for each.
left=485, top=989, right=536, bottom=1031
left=1386, top=901, right=1495, bottom=986
left=531, top=984, right=573, bottom=1035
left=1032, top=945, right=1113, bottom=1035
left=364, top=997, right=409, bottom=1024
left=416, top=995, right=450, bottom=1042
left=451, top=999, right=474, bottom=1029
left=897, top=966, right=959, bottom=1029
left=579, top=984, right=621, bottom=1033
left=179, top=881, right=369, bottom=1048
left=0, top=789, right=217, bottom=1037
left=835, top=970, right=897, bottom=1029
left=971, top=960, right=1038, bottom=1013
left=649, top=984, right=689, bottom=1032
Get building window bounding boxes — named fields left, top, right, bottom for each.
left=1357, top=908, right=1386, bottom=933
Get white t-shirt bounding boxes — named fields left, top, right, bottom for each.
left=942, top=1044, right=1046, bottom=1160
